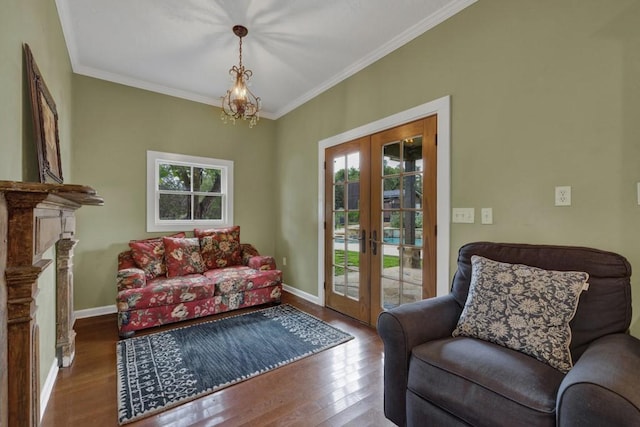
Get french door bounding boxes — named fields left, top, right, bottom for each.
left=325, top=116, right=437, bottom=325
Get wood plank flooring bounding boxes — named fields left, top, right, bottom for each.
left=41, top=292, right=395, bottom=427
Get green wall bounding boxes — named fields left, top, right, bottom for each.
left=1, top=1, right=639, bottom=398
left=274, top=0, right=640, bottom=336
left=0, top=0, right=74, bottom=411
left=71, top=76, right=278, bottom=311
left=0, top=0, right=73, bottom=183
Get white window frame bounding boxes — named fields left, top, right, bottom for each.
left=146, top=150, right=234, bottom=232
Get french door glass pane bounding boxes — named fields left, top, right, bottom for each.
left=332, top=245, right=345, bottom=265
left=346, top=152, right=360, bottom=180
left=382, top=219, right=399, bottom=244
left=383, top=143, right=401, bottom=171
left=345, top=267, right=359, bottom=300
left=346, top=211, right=360, bottom=246
left=382, top=277, right=401, bottom=308
left=380, top=136, right=424, bottom=310
left=334, top=212, right=345, bottom=234
left=332, top=152, right=360, bottom=301
left=332, top=264, right=346, bottom=296
left=402, top=136, right=423, bottom=172
left=381, top=246, right=401, bottom=278
left=402, top=175, right=421, bottom=209
left=381, top=245, right=401, bottom=309
left=334, top=158, right=345, bottom=183
left=334, top=185, right=345, bottom=210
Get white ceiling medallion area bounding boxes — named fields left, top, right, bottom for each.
left=55, top=0, right=476, bottom=120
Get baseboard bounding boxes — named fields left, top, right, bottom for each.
left=74, top=304, right=117, bottom=320
left=282, top=283, right=321, bottom=305
left=40, top=359, right=59, bottom=422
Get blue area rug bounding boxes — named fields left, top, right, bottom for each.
left=116, top=304, right=353, bottom=424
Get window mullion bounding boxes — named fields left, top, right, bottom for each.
left=190, top=165, right=195, bottom=221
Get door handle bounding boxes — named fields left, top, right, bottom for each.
left=371, top=230, right=378, bottom=256
left=361, top=229, right=366, bottom=254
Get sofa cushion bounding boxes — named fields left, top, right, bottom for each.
left=196, top=226, right=242, bottom=269
left=116, top=274, right=214, bottom=311
left=409, top=336, right=565, bottom=426
left=452, top=255, right=589, bottom=373
left=163, top=237, right=206, bottom=277
left=129, top=232, right=186, bottom=279
left=203, top=266, right=282, bottom=295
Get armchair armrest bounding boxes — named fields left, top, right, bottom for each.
left=117, top=268, right=146, bottom=292
left=557, top=333, right=640, bottom=426
left=248, top=256, right=277, bottom=271
left=377, top=295, right=462, bottom=427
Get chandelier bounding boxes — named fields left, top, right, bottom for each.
left=220, top=25, right=261, bottom=128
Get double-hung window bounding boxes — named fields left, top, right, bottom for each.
left=147, top=151, right=233, bottom=232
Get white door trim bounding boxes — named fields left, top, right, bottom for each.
left=317, top=95, right=451, bottom=306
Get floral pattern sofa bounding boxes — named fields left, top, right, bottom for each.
left=116, top=226, right=282, bottom=337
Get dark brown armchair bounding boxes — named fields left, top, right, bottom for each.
left=378, top=242, right=640, bottom=426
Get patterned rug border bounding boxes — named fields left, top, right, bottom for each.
left=116, top=304, right=354, bottom=425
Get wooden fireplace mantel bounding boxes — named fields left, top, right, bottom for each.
left=0, top=180, right=103, bottom=427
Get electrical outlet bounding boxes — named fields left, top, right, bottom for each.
left=637, top=182, right=640, bottom=205
left=555, top=186, right=571, bottom=206
left=481, top=208, right=493, bottom=224
left=282, top=257, right=287, bottom=266
left=452, top=208, right=475, bottom=223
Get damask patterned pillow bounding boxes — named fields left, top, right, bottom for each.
left=129, top=232, right=186, bottom=279
left=195, top=226, right=242, bottom=269
left=163, top=237, right=206, bottom=278
left=452, top=255, right=589, bottom=373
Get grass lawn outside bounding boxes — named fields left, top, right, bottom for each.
left=333, top=250, right=400, bottom=275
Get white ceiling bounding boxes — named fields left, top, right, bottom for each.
left=55, top=0, right=475, bottom=120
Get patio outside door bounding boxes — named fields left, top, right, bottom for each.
left=325, top=116, right=437, bottom=325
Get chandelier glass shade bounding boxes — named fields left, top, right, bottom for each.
left=221, top=25, right=261, bottom=128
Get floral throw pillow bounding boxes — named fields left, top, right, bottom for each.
left=129, top=232, right=185, bottom=279
left=452, top=255, right=589, bottom=373
left=195, top=226, right=242, bottom=269
left=163, top=237, right=206, bottom=278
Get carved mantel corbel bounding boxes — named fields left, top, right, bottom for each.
left=56, top=238, right=78, bottom=367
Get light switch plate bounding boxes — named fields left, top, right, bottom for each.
left=637, top=182, right=640, bottom=205
left=452, top=208, right=475, bottom=223
left=481, top=208, right=493, bottom=224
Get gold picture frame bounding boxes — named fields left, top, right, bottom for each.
left=24, top=43, right=64, bottom=184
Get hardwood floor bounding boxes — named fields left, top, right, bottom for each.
left=41, top=292, right=395, bottom=427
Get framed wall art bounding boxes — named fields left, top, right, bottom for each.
left=24, top=43, right=64, bottom=184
